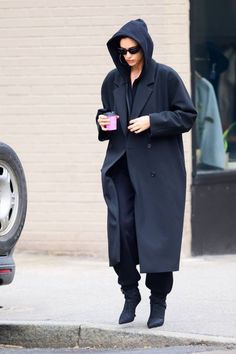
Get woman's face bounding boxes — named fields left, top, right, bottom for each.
left=119, top=37, right=144, bottom=68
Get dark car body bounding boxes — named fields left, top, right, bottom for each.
left=0, top=251, right=15, bottom=285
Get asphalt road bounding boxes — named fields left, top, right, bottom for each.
left=0, top=345, right=230, bottom=354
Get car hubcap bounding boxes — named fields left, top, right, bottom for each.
left=0, top=161, right=19, bottom=237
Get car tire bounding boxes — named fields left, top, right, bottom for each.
left=0, top=142, right=27, bottom=254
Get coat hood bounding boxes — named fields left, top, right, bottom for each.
left=106, top=19, right=154, bottom=78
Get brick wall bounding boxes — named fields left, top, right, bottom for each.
left=0, top=0, right=193, bottom=258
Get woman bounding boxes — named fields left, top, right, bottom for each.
left=96, top=19, right=197, bottom=328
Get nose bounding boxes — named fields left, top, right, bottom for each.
left=126, top=52, right=132, bottom=59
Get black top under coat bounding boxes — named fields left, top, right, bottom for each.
left=126, top=76, right=142, bottom=118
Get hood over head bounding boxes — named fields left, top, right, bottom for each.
left=107, top=19, right=154, bottom=78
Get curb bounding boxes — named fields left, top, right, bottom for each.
left=0, top=322, right=236, bottom=349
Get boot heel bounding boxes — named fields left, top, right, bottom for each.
left=147, top=295, right=166, bottom=329
left=119, top=288, right=141, bottom=324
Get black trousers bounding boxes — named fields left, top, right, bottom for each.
left=109, top=154, right=173, bottom=298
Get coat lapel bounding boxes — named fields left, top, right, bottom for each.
left=130, top=61, right=156, bottom=119
left=130, top=82, right=153, bottom=119
left=113, top=78, right=128, bottom=136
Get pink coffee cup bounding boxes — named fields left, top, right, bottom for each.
left=105, top=112, right=119, bottom=131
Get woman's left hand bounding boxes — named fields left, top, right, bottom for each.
left=128, top=115, right=150, bottom=134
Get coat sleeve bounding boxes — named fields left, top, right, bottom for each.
left=149, top=70, right=197, bottom=137
left=96, top=71, right=114, bottom=141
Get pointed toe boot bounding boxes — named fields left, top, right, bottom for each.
left=119, top=287, right=141, bottom=324
left=147, top=295, right=166, bottom=329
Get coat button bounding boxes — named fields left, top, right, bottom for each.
left=147, top=143, right=152, bottom=148
left=151, top=171, right=156, bottom=177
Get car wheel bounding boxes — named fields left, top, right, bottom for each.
left=0, top=142, right=27, bottom=254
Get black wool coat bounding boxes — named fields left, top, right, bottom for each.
left=96, top=59, right=197, bottom=273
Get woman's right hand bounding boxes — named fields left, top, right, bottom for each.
left=97, top=114, right=110, bottom=131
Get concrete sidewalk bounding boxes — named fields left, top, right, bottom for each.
left=0, top=252, right=236, bottom=349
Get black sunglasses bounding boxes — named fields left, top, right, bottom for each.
left=117, top=46, right=141, bottom=55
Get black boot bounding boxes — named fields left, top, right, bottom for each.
left=119, top=287, right=141, bottom=324
left=147, top=295, right=166, bottom=328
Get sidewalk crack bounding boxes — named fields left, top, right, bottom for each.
left=77, top=325, right=82, bottom=347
